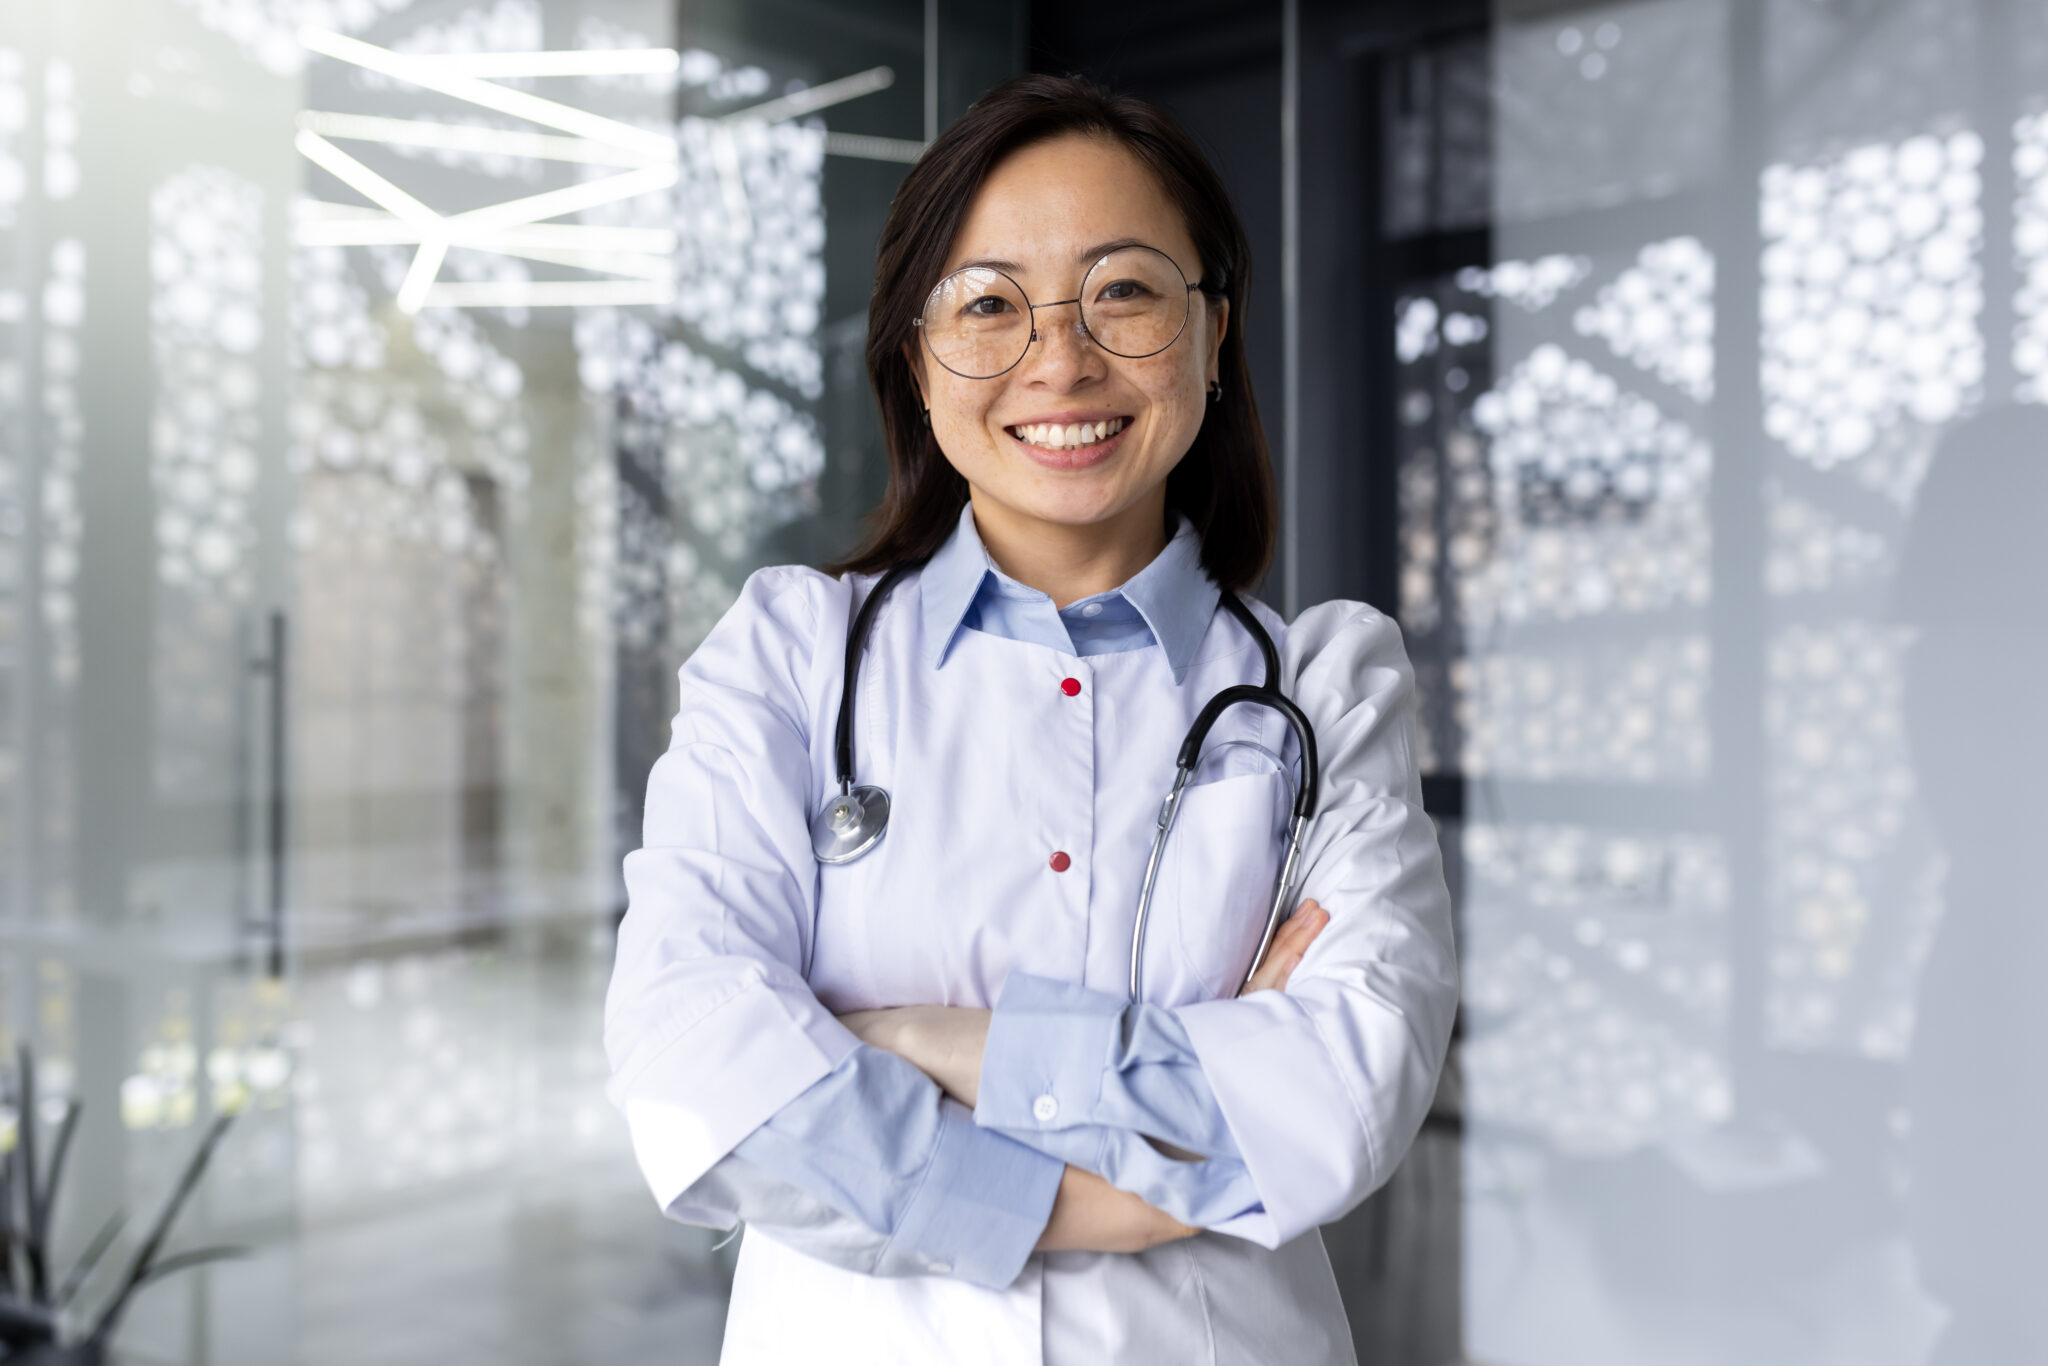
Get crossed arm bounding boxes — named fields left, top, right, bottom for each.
left=613, top=590, right=1456, bottom=1276
left=836, top=898, right=1331, bottom=1254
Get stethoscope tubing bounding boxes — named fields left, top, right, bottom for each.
left=832, top=559, right=921, bottom=795
left=817, top=561, right=1321, bottom=1005
left=1127, top=683, right=1319, bottom=1001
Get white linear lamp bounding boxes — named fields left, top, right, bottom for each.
left=295, top=111, right=654, bottom=168
left=297, top=29, right=676, bottom=159
left=418, top=49, right=682, bottom=79
left=295, top=28, right=683, bottom=310
left=721, top=67, right=894, bottom=125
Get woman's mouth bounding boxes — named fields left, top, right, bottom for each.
left=1005, top=415, right=1129, bottom=454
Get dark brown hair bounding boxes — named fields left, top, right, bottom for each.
left=827, top=74, right=1276, bottom=592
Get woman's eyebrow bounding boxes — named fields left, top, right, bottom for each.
left=950, top=239, right=1160, bottom=276
left=1077, top=237, right=1147, bottom=261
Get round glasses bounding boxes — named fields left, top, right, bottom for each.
left=914, top=244, right=1206, bottom=380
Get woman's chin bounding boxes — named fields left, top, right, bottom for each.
left=986, top=486, right=1148, bottom=533
left=960, top=441, right=1173, bottom=532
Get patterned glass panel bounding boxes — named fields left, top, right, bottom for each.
left=3, top=1, right=985, bottom=1360
left=1464, top=2, right=2045, bottom=1362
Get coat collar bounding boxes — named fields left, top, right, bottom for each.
left=919, top=502, right=1220, bottom=684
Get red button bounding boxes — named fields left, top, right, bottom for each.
left=1060, top=677, right=1081, bottom=696
left=1049, top=851, right=1072, bottom=872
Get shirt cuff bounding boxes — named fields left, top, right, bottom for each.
left=975, top=971, right=1125, bottom=1134
left=885, top=1099, right=1062, bottom=1289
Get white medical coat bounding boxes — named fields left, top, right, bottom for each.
left=605, top=561, right=1458, bottom=1365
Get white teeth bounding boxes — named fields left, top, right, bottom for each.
left=1010, top=418, right=1126, bottom=449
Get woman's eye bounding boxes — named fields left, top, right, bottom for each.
left=1098, top=280, right=1150, bottom=302
left=967, top=296, right=1013, bottom=316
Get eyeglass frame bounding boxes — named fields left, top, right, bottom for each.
left=912, top=243, right=1222, bottom=380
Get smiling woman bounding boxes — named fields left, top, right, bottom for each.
left=604, top=74, right=1458, bottom=1366
left=905, top=134, right=1222, bottom=595
left=834, top=77, right=1276, bottom=602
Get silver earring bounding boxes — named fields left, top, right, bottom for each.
left=1207, top=382, right=1222, bottom=404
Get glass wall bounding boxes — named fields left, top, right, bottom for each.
left=0, top=2, right=1017, bottom=1361
left=1385, top=1, right=2048, bottom=1361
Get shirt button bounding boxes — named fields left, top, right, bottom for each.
left=1060, top=677, right=1081, bottom=696
left=1049, top=851, right=1071, bottom=872
left=1032, top=1094, right=1059, bottom=1123
left=1081, top=602, right=1104, bottom=618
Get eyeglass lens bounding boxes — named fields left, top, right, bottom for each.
left=919, top=245, right=1193, bottom=379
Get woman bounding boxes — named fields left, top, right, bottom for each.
left=604, top=75, right=1457, bottom=1365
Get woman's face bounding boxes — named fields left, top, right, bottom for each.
left=910, top=134, right=1226, bottom=543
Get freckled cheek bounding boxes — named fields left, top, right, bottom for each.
left=927, top=384, right=1003, bottom=452
left=1129, top=381, right=1207, bottom=462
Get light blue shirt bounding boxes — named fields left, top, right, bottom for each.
left=725, top=506, right=1260, bottom=1284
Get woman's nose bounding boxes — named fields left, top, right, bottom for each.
left=1025, top=301, right=1101, bottom=381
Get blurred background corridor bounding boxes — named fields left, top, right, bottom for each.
left=1, top=0, right=2042, bottom=1361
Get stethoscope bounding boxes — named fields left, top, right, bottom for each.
left=809, top=562, right=1321, bottom=1001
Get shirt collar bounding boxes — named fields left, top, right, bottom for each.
left=919, top=502, right=1221, bottom=684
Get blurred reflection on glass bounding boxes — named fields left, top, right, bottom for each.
left=1894, top=407, right=2048, bottom=1365
left=1425, top=1, right=2048, bottom=1362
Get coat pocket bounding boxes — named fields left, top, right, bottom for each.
left=1154, top=769, right=1290, bottom=1004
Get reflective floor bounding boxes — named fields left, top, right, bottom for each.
left=287, top=930, right=731, bottom=1366
left=93, top=929, right=735, bottom=1366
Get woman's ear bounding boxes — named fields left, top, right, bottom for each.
left=1205, top=297, right=1230, bottom=389
left=901, top=341, right=929, bottom=410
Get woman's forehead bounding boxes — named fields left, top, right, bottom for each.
left=944, top=136, right=1199, bottom=278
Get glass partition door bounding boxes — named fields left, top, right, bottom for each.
left=1, top=2, right=1017, bottom=1361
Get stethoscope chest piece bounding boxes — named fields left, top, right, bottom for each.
left=812, top=784, right=890, bottom=863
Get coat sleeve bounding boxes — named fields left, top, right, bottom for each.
left=678, top=1049, right=1060, bottom=1286
left=602, top=565, right=1059, bottom=1287
left=972, top=972, right=1266, bottom=1229
left=603, top=564, right=860, bottom=1220
left=1169, top=601, right=1459, bottom=1247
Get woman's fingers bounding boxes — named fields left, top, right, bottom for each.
left=1240, top=900, right=1329, bottom=995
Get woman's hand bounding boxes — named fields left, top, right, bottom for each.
left=1239, top=899, right=1329, bottom=995
left=843, top=899, right=1331, bottom=1102
left=1034, top=1164, right=1198, bottom=1254
left=848, top=904, right=1328, bottom=1255
left=838, top=1005, right=989, bottom=1107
